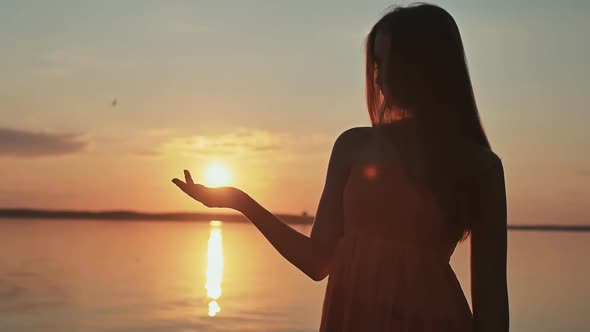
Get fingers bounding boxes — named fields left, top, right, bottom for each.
left=172, top=176, right=207, bottom=200
left=184, top=169, right=194, bottom=185
left=172, top=178, right=194, bottom=198
left=172, top=178, right=185, bottom=188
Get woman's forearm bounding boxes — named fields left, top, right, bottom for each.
left=237, top=193, right=328, bottom=281
left=473, top=287, right=509, bottom=332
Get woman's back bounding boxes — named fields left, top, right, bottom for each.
left=343, top=125, right=454, bottom=250
left=320, top=126, right=474, bottom=332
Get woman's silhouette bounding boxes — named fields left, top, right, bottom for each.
left=173, top=3, right=509, bottom=331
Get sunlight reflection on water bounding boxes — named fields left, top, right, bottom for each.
left=205, top=220, right=223, bottom=317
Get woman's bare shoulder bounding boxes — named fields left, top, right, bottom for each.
left=335, top=127, right=373, bottom=145
left=464, top=143, right=504, bottom=179
left=333, top=127, right=374, bottom=164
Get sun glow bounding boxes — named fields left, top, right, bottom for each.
left=203, top=163, right=232, bottom=187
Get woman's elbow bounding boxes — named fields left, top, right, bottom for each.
left=309, top=271, right=328, bottom=282
left=305, top=243, right=335, bottom=281
left=308, top=262, right=331, bottom=282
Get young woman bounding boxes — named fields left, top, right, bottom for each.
left=173, top=3, right=509, bottom=331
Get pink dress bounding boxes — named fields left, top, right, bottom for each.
left=320, top=163, right=473, bottom=331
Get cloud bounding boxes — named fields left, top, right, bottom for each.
left=0, top=128, right=89, bottom=157
left=155, top=128, right=332, bottom=159
left=161, top=128, right=283, bottom=157
left=579, top=169, right=590, bottom=177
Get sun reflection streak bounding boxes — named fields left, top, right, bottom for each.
left=205, top=220, right=223, bottom=317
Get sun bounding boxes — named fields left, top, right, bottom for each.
left=203, top=163, right=232, bottom=187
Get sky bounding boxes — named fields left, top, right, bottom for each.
left=0, top=0, right=589, bottom=225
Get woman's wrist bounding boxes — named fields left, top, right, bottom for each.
left=233, top=189, right=254, bottom=215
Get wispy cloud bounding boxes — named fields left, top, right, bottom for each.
left=162, top=128, right=282, bottom=157
left=579, top=169, right=590, bottom=177
left=154, top=128, right=332, bottom=159
left=0, top=128, right=89, bottom=158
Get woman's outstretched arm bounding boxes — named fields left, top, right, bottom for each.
left=470, top=153, right=510, bottom=332
left=236, top=129, right=355, bottom=281
left=173, top=128, right=358, bottom=281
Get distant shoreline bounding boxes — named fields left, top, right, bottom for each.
left=0, top=208, right=313, bottom=225
left=506, top=224, right=590, bottom=232
left=0, top=208, right=588, bottom=232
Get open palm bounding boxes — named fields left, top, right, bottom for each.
left=172, top=170, right=246, bottom=210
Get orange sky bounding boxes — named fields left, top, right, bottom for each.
left=0, top=1, right=589, bottom=225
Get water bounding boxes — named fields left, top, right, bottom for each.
left=0, top=219, right=588, bottom=332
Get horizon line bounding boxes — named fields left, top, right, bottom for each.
left=0, top=208, right=588, bottom=232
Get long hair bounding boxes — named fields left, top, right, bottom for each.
left=365, top=3, right=491, bottom=242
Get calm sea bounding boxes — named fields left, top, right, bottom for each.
left=0, top=219, right=588, bottom=332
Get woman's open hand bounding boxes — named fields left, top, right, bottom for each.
left=172, top=170, right=248, bottom=211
